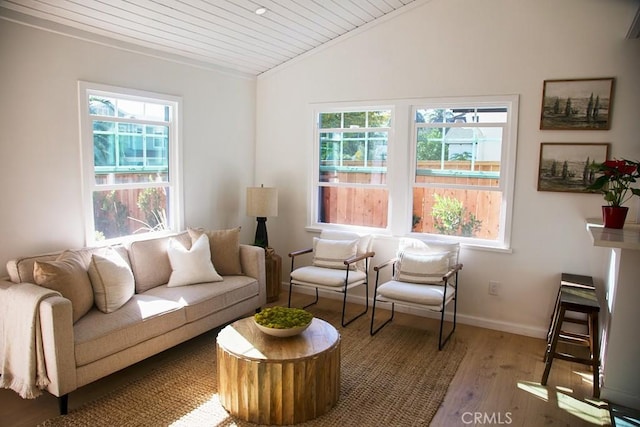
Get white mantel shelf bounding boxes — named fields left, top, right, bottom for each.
left=586, top=218, right=640, bottom=250
left=585, top=217, right=640, bottom=410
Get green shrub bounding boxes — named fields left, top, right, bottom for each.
left=431, top=194, right=482, bottom=237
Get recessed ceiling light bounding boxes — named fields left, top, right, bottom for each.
left=255, top=7, right=267, bottom=15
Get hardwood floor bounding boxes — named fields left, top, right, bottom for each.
left=0, top=293, right=617, bottom=426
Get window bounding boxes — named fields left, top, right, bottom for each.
left=313, top=107, right=392, bottom=229
left=79, top=82, right=183, bottom=245
left=311, top=96, right=518, bottom=250
left=411, top=97, right=518, bottom=249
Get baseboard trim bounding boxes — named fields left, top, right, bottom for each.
left=282, top=284, right=547, bottom=339
left=455, top=313, right=547, bottom=339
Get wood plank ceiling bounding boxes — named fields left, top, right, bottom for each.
left=0, top=0, right=419, bottom=76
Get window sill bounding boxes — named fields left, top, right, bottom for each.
left=305, top=225, right=513, bottom=253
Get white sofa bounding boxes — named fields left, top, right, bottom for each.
left=0, top=228, right=266, bottom=414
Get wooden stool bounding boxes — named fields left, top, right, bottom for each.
left=544, top=273, right=595, bottom=355
left=542, top=284, right=601, bottom=397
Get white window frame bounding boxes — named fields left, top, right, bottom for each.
left=409, top=95, right=519, bottom=250
left=308, top=95, right=518, bottom=251
left=310, top=104, right=394, bottom=233
left=78, top=81, right=184, bottom=246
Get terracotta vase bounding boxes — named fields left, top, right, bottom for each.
left=602, top=206, right=628, bottom=229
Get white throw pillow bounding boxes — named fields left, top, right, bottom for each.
left=319, top=230, right=372, bottom=271
left=394, top=250, right=450, bottom=284
left=167, top=234, right=223, bottom=287
left=88, top=248, right=135, bottom=313
left=312, top=237, right=358, bottom=270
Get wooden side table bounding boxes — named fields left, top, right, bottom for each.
left=265, top=247, right=281, bottom=302
left=216, top=317, right=341, bottom=425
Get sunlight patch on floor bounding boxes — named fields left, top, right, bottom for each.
left=556, top=390, right=608, bottom=425
left=517, top=381, right=549, bottom=401
left=574, top=370, right=596, bottom=385
left=169, top=394, right=234, bottom=426
left=517, top=381, right=610, bottom=425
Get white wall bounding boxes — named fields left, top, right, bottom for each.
left=256, top=0, right=640, bottom=336
left=0, top=18, right=257, bottom=276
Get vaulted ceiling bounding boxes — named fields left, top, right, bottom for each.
left=0, top=0, right=421, bottom=76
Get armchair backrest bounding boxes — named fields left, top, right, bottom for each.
left=397, top=238, right=460, bottom=267
left=319, top=230, right=373, bottom=271
left=394, top=238, right=460, bottom=285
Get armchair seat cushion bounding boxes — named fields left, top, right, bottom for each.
left=376, top=281, right=455, bottom=307
left=291, top=266, right=366, bottom=288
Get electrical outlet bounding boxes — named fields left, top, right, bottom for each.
left=489, top=281, right=500, bottom=296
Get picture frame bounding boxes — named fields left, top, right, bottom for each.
left=537, top=143, right=609, bottom=193
left=540, top=78, right=615, bottom=130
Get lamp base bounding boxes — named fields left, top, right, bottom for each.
left=254, top=217, right=269, bottom=248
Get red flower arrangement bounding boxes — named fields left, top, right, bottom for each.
left=588, top=159, right=640, bottom=207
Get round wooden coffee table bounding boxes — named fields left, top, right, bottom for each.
left=216, top=316, right=340, bottom=425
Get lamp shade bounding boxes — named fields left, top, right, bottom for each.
left=246, top=186, right=278, bottom=218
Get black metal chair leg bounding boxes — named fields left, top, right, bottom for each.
left=438, top=277, right=458, bottom=350
left=302, top=288, right=320, bottom=309
left=370, top=298, right=394, bottom=335
left=289, top=281, right=320, bottom=310
left=438, top=304, right=456, bottom=350
left=340, top=285, right=368, bottom=327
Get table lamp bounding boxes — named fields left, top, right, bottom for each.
left=246, top=185, right=278, bottom=248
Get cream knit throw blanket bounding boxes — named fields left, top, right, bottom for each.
left=0, top=283, right=61, bottom=398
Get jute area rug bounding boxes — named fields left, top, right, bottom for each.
left=40, top=307, right=467, bottom=427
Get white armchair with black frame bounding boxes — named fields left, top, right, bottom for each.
left=288, top=231, right=375, bottom=327
left=370, top=240, right=462, bottom=350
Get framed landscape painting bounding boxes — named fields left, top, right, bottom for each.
left=537, top=143, right=609, bottom=193
left=540, top=78, right=615, bottom=130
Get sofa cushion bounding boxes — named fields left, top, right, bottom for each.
left=33, top=250, right=94, bottom=323
left=188, top=227, right=242, bottom=275
left=87, top=248, right=135, bottom=313
left=73, top=294, right=186, bottom=366
left=167, top=234, right=222, bottom=287
left=128, top=232, right=190, bottom=293
left=143, top=275, right=259, bottom=323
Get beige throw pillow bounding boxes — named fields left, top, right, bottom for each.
left=88, top=248, right=135, bottom=313
left=33, top=250, right=94, bottom=323
left=167, top=234, right=223, bottom=287
left=188, top=227, right=242, bottom=275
